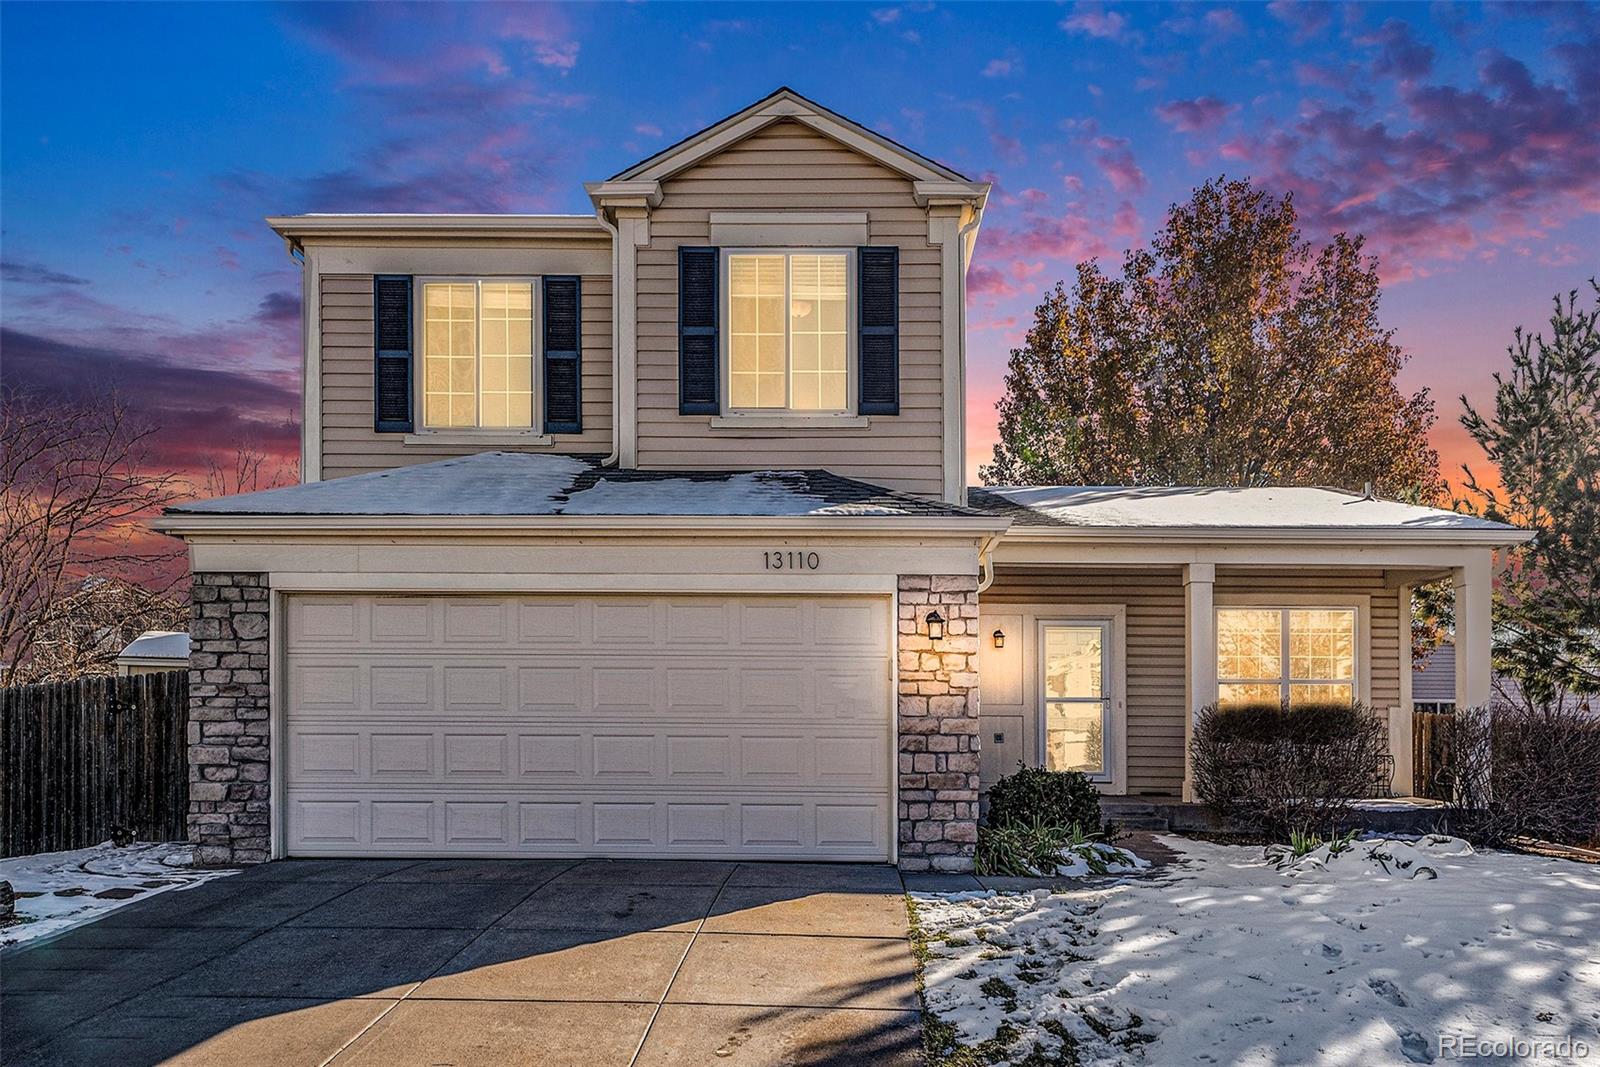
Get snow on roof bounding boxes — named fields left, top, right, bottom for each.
left=970, top=485, right=1519, bottom=533
left=165, top=452, right=979, bottom=519
left=117, top=631, right=190, bottom=661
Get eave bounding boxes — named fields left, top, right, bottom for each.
left=151, top=513, right=1011, bottom=541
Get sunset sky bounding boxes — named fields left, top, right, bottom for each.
left=3, top=1, right=1596, bottom=494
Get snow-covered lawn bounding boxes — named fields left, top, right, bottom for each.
left=913, top=835, right=1600, bottom=1066
left=0, top=841, right=236, bottom=948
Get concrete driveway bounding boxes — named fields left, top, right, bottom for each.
left=1, top=858, right=923, bottom=1066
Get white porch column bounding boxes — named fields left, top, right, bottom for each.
left=1453, top=553, right=1494, bottom=710
left=1391, top=583, right=1416, bottom=796
left=1182, top=563, right=1217, bottom=802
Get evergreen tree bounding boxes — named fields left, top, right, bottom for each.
left=1460, top=282, right=1600, bottom=706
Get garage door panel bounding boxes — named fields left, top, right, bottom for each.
left=288, top=596, right=894, bottom=657
left=284, top=791, right=890, bottom=857
left=285, top=722, right=886, bottom=788
left=284, top=594, right=893, bottom=860
left=288, top=661, right=887, bottom=723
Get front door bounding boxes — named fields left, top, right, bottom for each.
left=1038, top=620, right=1114, bottom=782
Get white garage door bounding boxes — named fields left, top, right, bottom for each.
left=282, top=594, right=893, bottom=860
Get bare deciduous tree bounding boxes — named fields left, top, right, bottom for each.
left=1, top=389, right=184, bottom=684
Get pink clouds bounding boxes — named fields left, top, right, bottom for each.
left=1089, top=135, right=1147, bottom=194
left=1155, top=95, right=1238, bottom=133
left=1187, top=43, right=1600, bottom=282
left=1059, top=4, right=1137, bottom=44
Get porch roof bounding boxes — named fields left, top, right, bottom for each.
left=969, top=485, right=1528, bottom=544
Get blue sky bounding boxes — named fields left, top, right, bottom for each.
left=3, top=1, right=1596, bottom=481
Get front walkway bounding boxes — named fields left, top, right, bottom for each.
left=1, top=858, right=921, bottom=1066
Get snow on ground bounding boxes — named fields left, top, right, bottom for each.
left=914, top=835, right=1600, bottom=1066
left=0, top=841, right=236, bottom=947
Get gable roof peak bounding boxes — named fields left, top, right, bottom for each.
left=606, top=86, right=974, bottom=186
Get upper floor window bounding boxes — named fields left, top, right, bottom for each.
left=420, top=279, right=535, bottom=429
left=725, top=251, right=850, bottom=413
left=1216, top=607, right=1357, bottom=707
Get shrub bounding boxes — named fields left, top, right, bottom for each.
left=1435, top=701, right=1600, bottom=847
left=984, top=765, right=1102, bottom=835
left=1190, top=700, right=1389, bottom=838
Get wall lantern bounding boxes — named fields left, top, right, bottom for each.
left=992, top=628, right=1006, bottom=649
left=925, top=610, right=945, bottom=641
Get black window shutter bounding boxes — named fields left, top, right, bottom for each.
left=678, top=246, right=720, bottom=414
left=543, top=276, right=582, bottom=434
left=373, top=274, right=414, bottom=433
left=857, top=247, right=899, bottom=415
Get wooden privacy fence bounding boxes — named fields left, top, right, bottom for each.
left=1413, top=709, right=1455, bottom=801
left=1, top=671, right=189, bottom=858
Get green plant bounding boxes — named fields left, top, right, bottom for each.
left=977, top=815, right=1078, bottom=877
left=985, top=766, right=1102, bottom=836
left=1288, top=829, right=1324, bottom=858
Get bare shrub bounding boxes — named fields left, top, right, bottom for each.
left=1436, top=702, right=1600, bottom=847
left=1191, top=701, right=1390, bottom=838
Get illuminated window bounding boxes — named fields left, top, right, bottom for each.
left=1041, top=622, right=1110, bottom=778
left=1217, top=608, right=1356, bottom=707
left=421, top=280, right=535, bottom=429
left=727, top=251, right=849, bottom=412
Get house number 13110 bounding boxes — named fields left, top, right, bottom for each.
left=763, top=551, right=820, bottom=570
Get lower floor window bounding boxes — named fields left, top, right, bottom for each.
left=1216, top=607, right=1356, bottom=707
left=1041, top=622, right=1110, bottom=777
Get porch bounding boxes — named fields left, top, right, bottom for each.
left=966, top=484, right=1527, bottom=804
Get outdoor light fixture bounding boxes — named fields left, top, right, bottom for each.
left=992, top=628, right=1006, bottom=648
left=925, top=610, right=945, bottom=640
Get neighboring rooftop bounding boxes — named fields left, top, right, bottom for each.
left=117, top=631, right=190, bottom=661
left=164, top=452, right=987, bottom=520
left=969, top=485, right=1524, bottom=535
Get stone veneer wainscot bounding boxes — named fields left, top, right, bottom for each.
left=187, top=572, right=271, bottom=865
left=895, top=574, right=981, bottom=872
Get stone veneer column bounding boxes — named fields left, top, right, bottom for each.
left=187, top=573, right=271, bottom=865
left=896, top=574, right=981, bottom=872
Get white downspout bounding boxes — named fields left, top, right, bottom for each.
left=594, top=208, right=622, bottom=467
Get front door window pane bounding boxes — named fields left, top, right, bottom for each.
left=1045, top=702, right=1105, bottom=776
left=1044, top=626, right=1103, bottom=699
left=1043, top=624, right=1109, bottom=778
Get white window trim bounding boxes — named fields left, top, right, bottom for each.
left=411, top=276, right=542, bottom=436
left=1034, top=610, right=1127, bottom=792
left=719, top=247, right=856, bottom=418
left=1212, top=596, right=1370, bottom=705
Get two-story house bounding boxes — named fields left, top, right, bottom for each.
left=155, top=89, right=1527, bottom=872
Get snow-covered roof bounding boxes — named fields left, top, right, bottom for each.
left=116, top=631, right=190, bottom=662
left=165, top=452, right=985, bottom=519
left=969, top=485, right=1522, bottom=535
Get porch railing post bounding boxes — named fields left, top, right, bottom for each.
left=1182, top=562, right=1217, bottom=802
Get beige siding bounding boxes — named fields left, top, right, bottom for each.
left=318, top=273, right=614, bottom=480
left=981, top=566, right=1405, bottom=798
left=983, top=568, right=1187, bottom=796
left=634, top=120, right=945, bottom=496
